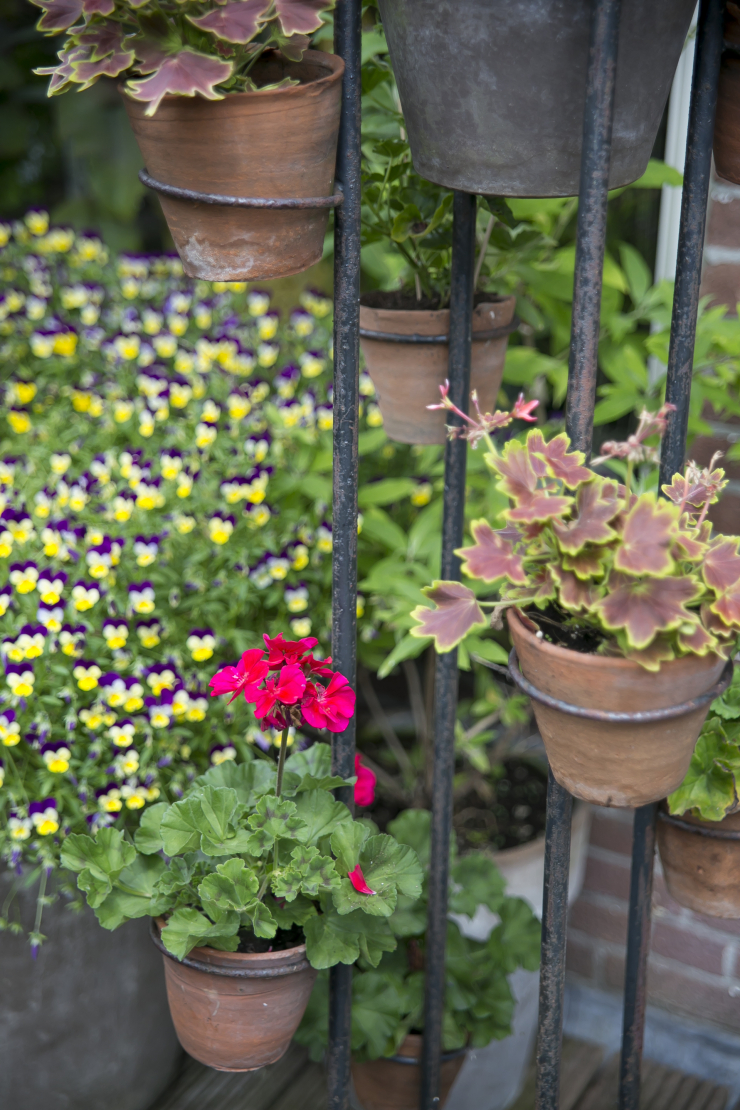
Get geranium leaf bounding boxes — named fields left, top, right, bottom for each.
left=160, top=797, right=207, bottom=856
left=667, top=720, right=740, bottom=821
left=620, top=634, right=676, bottom=671
left=188, top=0, right=271, bottom=44
left=247, top=794, right=306, bottom=847
left=94, top=855, right=167, bottom=929
left=490, top=439, right=573, bottom=523
left=410, top=581, right=486, bottom=652
left=303, top=904, right=362, bottom=968
left=198, top=785, right=241, bottom=842
left=266, top=893, right=317, bottom=929
left=594, top=571, right=700, bottom=649
left=271, top=865, right=304, bottom=902
left=248, top=901, right=277, bottom=939
left=676, top=619, right=718, bottom=656
left=330, top=821, right=369, bottom=873
left=333, top=834, right=422, bottom=918
left=449, top=854, right=505, bottom=917
left=713, top=671, right=740, bottom=720
left=291, top=845, right=340, bottom=897
left=552, top=480, right=620, bottom=554
left=275, top=0, right=332, bottom=36
left=505, top=564, right=557, bottom=605
left=134, top=801, right=168, bottom=854
left=561, top=547, right=607, bottom=579
left=292, top=789, right=351, bottom=844
left=32, top=0, right=83, bottom=34
left=456, top=519, right=527, bottom=584
left=551, top=566, right=602, bottom=612
left=527, top=429, right=592, bottom=487
left=61, top=827, right=136, bottom=881
left=198, top=858, right=260, bottom=916
left=160, top=906, right=240, bottom=961
left=351, top=972, right=406, bottom=1059
left=613, top=495, right=678, bottom=577
left=704, top=538, right=740, bottom=627
left=125, top=49, right=233, bottom=117
left=196, top=759, right=275, bottom=807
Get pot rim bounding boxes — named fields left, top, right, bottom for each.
left=151, top=918, right=311, bottom=977
left=120, top=48, right=344, bottom=109
left=507, top=607, right=723, bottom=676
left=657, top=806, right=740, bottom=840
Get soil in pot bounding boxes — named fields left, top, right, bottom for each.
left=124, top=50, right=343, bottom=282
left=352, top=1033, right=466, bottom=1110
left=359, top=291, right=516, bottom=445
left=657, top=808, right=740, bottom=918
left=155, top=920, right=316, bottom=1072
left=452, top=758, right=548, bottom=853
left=508, top=607, right=725, bottom=808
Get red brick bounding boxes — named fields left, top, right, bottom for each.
left=706, top=192, right=740, bottom=250
left=607, top=952, right=740, bottom=1031
left=565, top=934, right=596, bottom=979
left=700, top=262, right=740, bottom=309
left=653, top=875, right=740, bottom=938
left=650, top=920, right=726, bottom=976
left=569, top=896, right=628, bottom=946
left=588, top=812, right=634, bottom=857
left=581, top=854, right=631, bottom=902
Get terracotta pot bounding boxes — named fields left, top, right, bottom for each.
left=507, top=610, right=725, bottom=808
left=657, top=808, right=740, bottom=918
left=123, top=50, right=343, bottom=281
left=359, top=297, right=516, bottom=445
left=713, top=55, right=740, bottom=186
left=352, top=1034, right=466, bottom=1110
left=153, top=921, right=316, bottom=1071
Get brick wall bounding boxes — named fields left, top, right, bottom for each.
left=566, top=807, right=740, bottom=1032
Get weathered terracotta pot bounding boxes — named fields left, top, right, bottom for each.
left=123, top=50, right=343, bottom=281
left=359, top=296, right=516, bottom=444
left=352, top=1034, right=466, bottom=1110
left=657, top=808, right=740, bottom=918
left=507, top=609, right=725, bottom=808
left=154, top=921, right=317, bottom=1071
left=713, top=55, right=740, bottom=186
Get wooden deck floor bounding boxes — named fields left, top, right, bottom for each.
left=149, top=1037, right=732, bottom=1110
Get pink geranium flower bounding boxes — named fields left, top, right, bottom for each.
left=208, top=648, right=269, bottom=703
left=252, top=663, right=307, bottom=720
left=354, top=754, right=376, bottom=807
left=348, top=863, right=376, bottom=895
left=263, top=632, right=317, bottom=668
left=301, top=673, right=356, bottom=733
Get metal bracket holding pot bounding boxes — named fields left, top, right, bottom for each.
left=358, top=318, right=519, bottom=344
left=657, top=810, right=740, bottom=840
left=150, top=920, right=312, bottom=978
left=506, top=648, right=734, bottom=724
left=389, top=1047, right=468, bottom=1066
left=139, top=168, right=344, bottom=210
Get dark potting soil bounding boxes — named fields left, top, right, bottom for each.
left=360, top=290, right=507, bottom=312
left=525, top=604, right=606, bottom=656
left=453, top=758, right=548, bottom=853
left=237, top=923, right=305, bottom=954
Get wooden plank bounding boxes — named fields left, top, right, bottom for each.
left=147, top=1042, right=310, bottom=1110
left=647, top=1068, right=692, bottom=1110
left=560, top=1041, right=606, bottom=1110
left=701, top=1090, right=730, bottom=1110
left=269, top=1060, right=326, bottom=1110
left=690, top=1080, right=729, bottom=1110
left=573, top=1052, right=619, bottom=1110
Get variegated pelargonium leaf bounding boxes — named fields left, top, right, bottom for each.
left=188, top=0, right=270, bottom=44
left=410, top=581, right=486, bottom=652
left=32, top=0, right=83, bottom=34
left=594, top=571, right=700, bottom=650
left=704, top=538, right=740, bottom=628
left=125, top=49, right=233, bottom=116
left=561, top=547, right=607, bottom=580
left=505, top=564, right=557, bottom=606
left=619, top=634, right=676, bottom=672
left=275, top=0, right=333, bottom=35
left=527, top=429, right=593, bottom=488
left=675, top=619, right=718, bottom=656
left=612, top=495, right=678, bottom=577
left=552, top=479, right=620, bottom=555
left=456, top=519, right=527, bottom=584
left=551, top=565, right=602, bottom=613
left=490, top=439, right=573, bottom=523
left=72, top=47, right=136, bottom=90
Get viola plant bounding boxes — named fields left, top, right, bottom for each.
left=412, top=388, right=740, bottom=670
left=296, top=807, right=540, bottom=1061
left=61, top=641, right=423, bottom=966
left=32, top=0, right=335, bottom=114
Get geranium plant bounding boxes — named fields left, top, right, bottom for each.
left=31, top=0, right=334, bottom=114
left=61, top=637, right=423, bottom=964
left=296, top=807, right=540, bottom=1060
left=411, top=387, right=740, bottom=670
left=667, top=668, right=740, bottom=821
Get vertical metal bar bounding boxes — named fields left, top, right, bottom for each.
left=328, top=1, right=362, bottom=1107
left=618, top=3, right=723, bottom=1107
left=618, top=803, right=658, bottom=1110
left=420, top=190, right=476, bottom=1110
left=536, top=2, right=621, bottom=1108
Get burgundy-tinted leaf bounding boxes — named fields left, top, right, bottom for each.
left=507, top=491, right=573, bottom=525
left=74, top=22, right=128, bottom=58
left=612, top=495, right=678, bottom=577
left=527, top=429, right=592, bottom=488
left=551, top=566, right=601, bottom=613
left=506, top=564, right=557, bottom=605
left=73, top=47, right=135, bottom=85
left=704, top=538, right=740, bottom=628
left=125, top=49, right=233, bottom=115
left=490, top=439, right=539, bottom=502
left=662, top=472, right=707, bottom=509
left=456, top=519, right=527, bottom=585
left=676, top=620, right=718, bottom=656
left=32, top=0, right=83, bottom=34
left=595, top=571, right=700, bottom=649
left=561, top=547, right=607, bottom=580
left=622, top=635, right=676, bottom=672
left=673, top=528, right=708, bottom=562
left=701, top=602, right=738, bottom=641
left=552, top=479, right=620, bottom=555
left=278, top=32, right=310, bottom=61
left=410, top=581, right=486, bottom=652
left=81, top=0, right=115, bottom=14
left=188, top=0, right=270, bottom=44
left=275, top=0, right=332, bottom=35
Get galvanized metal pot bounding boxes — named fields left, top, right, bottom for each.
left=377, top=0, right=696, bottom=197
left=0, top=870, right=180, bottom=1110
left=657, top=808, right=740, bottom=918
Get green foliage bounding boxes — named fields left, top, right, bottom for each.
left=669, top=671, right=740, bottom=822
left=63, top=750, right=422, bottom=964
left=296, top=805, right=540, bottom=1061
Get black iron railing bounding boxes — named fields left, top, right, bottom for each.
left=326, top=1, right=725, bottom=1108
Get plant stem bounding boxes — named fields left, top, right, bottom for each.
left=32, top=867, right=47, bottom=942
left=625, top=458, right=634, bottom=499
left=275, top=727, right=289, bottom=798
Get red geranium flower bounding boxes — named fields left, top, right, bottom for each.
left=251, top=663, right=307, bottom=720
left=301, top=672, right=356, bottom=733
left=208, top=648, right=269, bottom=703
left=263, top=632, right=318, bottom=668
left=354, top=753, right=376, bottom=807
